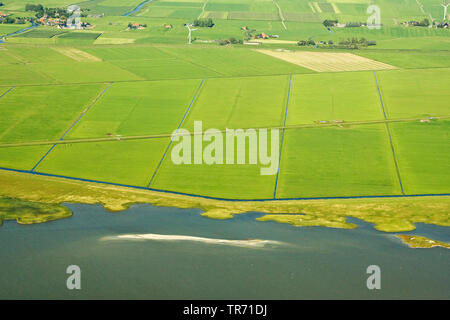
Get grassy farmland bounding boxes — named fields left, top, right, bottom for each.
left=0, top=0, right=448, bottom=229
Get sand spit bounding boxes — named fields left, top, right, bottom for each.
left=101, top=233, right=286, bottom=248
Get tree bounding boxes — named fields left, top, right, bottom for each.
left=421, top=18, right=430, bottom=26
left=345, top=22, right=362, bottom=27
left=25, top=3, right=44, bottom=12
left=193, top=18, right=214, bottom=27
left=323, top=19, right=338, bottom=27
left=5, top=16, right=16, bottom=24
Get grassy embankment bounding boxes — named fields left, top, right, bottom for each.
left=0, top=169, right=448, bottom=232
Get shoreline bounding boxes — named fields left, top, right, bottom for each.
left=0, top=170, right=449, bottom=233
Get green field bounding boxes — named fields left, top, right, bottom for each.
left=390, top=120, right=450, bottom=195
left=17, top=28, right=68, bottom=38
left=0, top=0, right=448, bottom=201
left=377, top=68, right=450, bottom=119
left=0, top=84, right=104, bottom=143
left=0, top=23, right=33, bottom=36
left=36, top=139, right=171, bottom=186
left=182, top=75, right=290, bottom=131
left=287, top=72, right=384, bottom=124
left=276, top=124, right=402, bottom=198
left=65, top=79, right=203, bottom=138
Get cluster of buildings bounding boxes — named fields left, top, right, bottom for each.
left=241, top=27, right=278, bottom=40
left=255, top=32, right=279, bottom=39
left=435, top=21, right=449, bottom=28
left=401, top=19, right=448, bottom=28
left=401, top=19, right=430, bottom=27
left=37, top=16, right=91, bottom=29
left=0, top=12, right=29, bottom=24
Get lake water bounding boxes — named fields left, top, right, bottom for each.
left=0, top=203, right=448, bottom=299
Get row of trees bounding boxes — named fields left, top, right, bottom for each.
left=323, top=19, right=338, bottom=27
left=25, top=3, right=87, bottom=19
left=408, top=18, right=430, bottom=26
left=193, top=18, right=214, bottom=27
left=298, top=37, right=376, bottom=49
left=26, top=3, right=65, bottom=19
left=345, top=22, right=364, bottom=27
left=338, top=37, right=376, bottom=47
left=25, top=3, right=44, bottom=12
left=0, top=16, right=27, bottom=24
left=297, top=39, right=318, bottom=46
left=218, top=37, right=244, bottom=45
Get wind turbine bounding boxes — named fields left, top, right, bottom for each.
left=185, top=24, right=197, bottom=44
left=442, top=1, right=449, bottom=20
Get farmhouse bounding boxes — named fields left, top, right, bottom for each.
left=128, top=22, right=147, bottom=30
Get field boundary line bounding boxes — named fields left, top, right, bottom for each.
left=0, top=166, right=448, bottom=202
left=158, top=47, right=226, bottom=77
left=373, top=71, right=405, bottom=195
left=30, top=82, right=113, bottom=172
left=1, top=115, right=449, bottom=149
left=59, top=82, right=113, bottom=140
left=147, top=79, right=206, bottom=188
left=0, top=86, right=15, bottom=99
left=273, top=74, right=292, bottom=199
